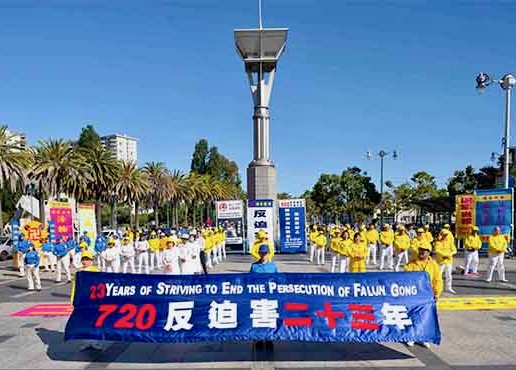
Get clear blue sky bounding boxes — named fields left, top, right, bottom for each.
left=1, top=0, right=515, bottom=196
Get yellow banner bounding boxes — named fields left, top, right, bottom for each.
left=48, top=200, right=71, bottom=209
left=455, top=195, right=476, bottom=240
left=78, top=203, right=97, bottom=240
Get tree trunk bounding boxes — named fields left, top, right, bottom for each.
left=192, top=202, right=196, bottom=226
left=38, top=195, right=46, bottom=226
left=154, top=204, right=159, bottom=227
left=95, top=197, right=102, bottom=234
left=135, top=200, right=139, bottom=230
left=0, top=197, right=4, bottom=236
left=129, top=201, right=134, bottom=229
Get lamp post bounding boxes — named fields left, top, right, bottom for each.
left=234, top=1, right=288, bottom=202
left=367, top=150, right=398, bottom=225
left=476, top=72, right=516, bottom=189
left=25, top=181, right=36, bottom=221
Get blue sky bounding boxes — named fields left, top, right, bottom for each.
left=1, top=0, right=515, bottom=195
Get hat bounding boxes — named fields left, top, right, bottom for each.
left=257, top=230, right=267, bottom=238
left=444, top=224, right=450, bottom=229
left=424, top=225, right=430, bottom=229
left=180, top=234, right=189, bottom=239
left=107, top=239, right=115, bottom=245
left=398, top=225, right=405, bottom=231
left=81, top=251, right=94, bottom=260
left=419, top=244, right=432, bottom=252
left=258, top=244, right=270, bottom=254
left=473, top=226, right=479, bottom=231
left=417, top=228, right=424, bottom=233
left=79, top=241, right=88, bottom=249
left=383, top=224, right=390, bottom=229
left=360, top=225, right=366, bottom=231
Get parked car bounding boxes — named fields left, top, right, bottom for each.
left=0, top=236, right=13, bottom=261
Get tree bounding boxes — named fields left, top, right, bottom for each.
left=79, top=144, right=121, bottom=233
left=475, top=166, right=498, bottom=189
left=31, top=139, right=87, bottom=203
left=410, top=171, right=441, bottom=200
left=311, top=174, right=342, bottom=223
left=190, top=139, right=209, bottom=174
left=142, top=161, right=170, bottom=226
left=77, top=125, right=101, bottom=150
left=277, top=192, right=293, bottom=199
left=340, top=167, right=381, bottom=222
left=447, top=165, right=478, bottom=196
left=206, top=146, right=242, bottom=189
left=115, top=162, right=150, bottom=228
left=0, top=126, right=32, bottom=233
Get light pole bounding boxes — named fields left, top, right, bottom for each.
left=367, top=149, right=398, bottom=225
left=234, top=1, right=288, bottom=202
left=476, top=72, right=516, bottom=189
left=25, top=181, right=36, bottom=221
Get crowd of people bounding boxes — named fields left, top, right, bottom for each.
left=307, top=222, right=510, bottom=294
left=13, top=227, right=228, bottom=291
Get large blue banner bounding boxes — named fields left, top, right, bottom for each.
left=65, top=272, right=440, bottom=344
left=475, top=188, right=513, bottom=254
left=278, top=199, right=307, bottom=253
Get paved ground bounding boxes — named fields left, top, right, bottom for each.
left=1, top=252, right=516, bottom=369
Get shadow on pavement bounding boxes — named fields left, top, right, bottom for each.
left=35, top=328, right=411, bottom=363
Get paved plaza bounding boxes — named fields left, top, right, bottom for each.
left=1, top=253, right=516, bottom=369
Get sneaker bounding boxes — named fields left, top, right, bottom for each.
left=406, top=341, right=415, bottom=347
left=446, top=288, right=457, bottom=294
left=27, top=288, right=34, bottom=291
left=485, top=279, right=491, bottom=283
left=501, top=279, right=509, bottom=283
left=422, top=342, right=431, bottom=349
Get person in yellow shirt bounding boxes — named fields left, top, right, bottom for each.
left=202, top=230, right=213, bottom=269
left=365, top=223, right=379, bottom=266
left=424, top=225, right=434, bottom=244
left=464, top=226, right=482, bottom=276
left=330, top=228, right=342, bottom=273
left=308, top=225, right=319, bottom=263
left=486, top=226, right=509, bottom=283
left=345, top=224, right=355, bottom=240
left=349, top=233, right=368, bottom=273
left=379, top=224, right=395, bottom=270
left=394, top=225, right=411, bottom=271
left=148, top=231, right=160, bottom=271
left=442, top=223, right=455, bottom=250
left=435, top=230, right=457, bottom=294
left=338, top=230, right=352, bottom=272
left=404, top=243, right=442, bottom=348
left=314, top=230, right=328, bottom=266
left=219, top=226, right=227, bottom=260
left=251, top=230, right=275, bottom=262
left=409, top=228, right=432, bottom=262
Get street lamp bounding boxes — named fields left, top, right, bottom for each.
left=367, top=149, right=398, bottom=225
left=234, top=0, right=288, bottom=201
left=476, top=72, right=516, bottom=188
left=25, top=181, right=36, bottom=221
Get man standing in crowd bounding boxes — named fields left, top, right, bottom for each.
left=365, top=223, right=379, bottom=266
left=464, top=226, right=482, bottom=276
left=486, top=226, right=509, bottom=283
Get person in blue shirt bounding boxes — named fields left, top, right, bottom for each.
left=24, top=244, right=41, bottom=291
left=40, top=238, right=55, bottom=271
left=16, top=234, right=31, bottom=277
left=250, top=245, right=279, bottom=273
left=94, top=234, right=107, bottom=272
left=53, top=237, right=72, bottom=283
left=82, top=232, right=91, bottom=247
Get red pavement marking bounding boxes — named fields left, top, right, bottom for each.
left=11, top=304, right=73, bottom=317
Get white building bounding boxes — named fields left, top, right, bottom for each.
left=4, top=127, right=27, bottom=149
left=100, top=134, right=138, bottom=162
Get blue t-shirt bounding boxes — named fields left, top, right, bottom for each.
left=250, top=261, right=278, bottom=273
left=24, top=250, right=40, bottom=267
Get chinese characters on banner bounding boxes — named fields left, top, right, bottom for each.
left=78, top=203, right=97, bottom=240
left=65, top=272, right=441, bottom=344
left=278, top=199, right=307, bottom=253
left=247, top=199, right=275, bottom=251
left=48, top=200, right=73, bottom=239
left=474, top=189, right=513, bottom=251
left=455, top=195, right=476, bottom=240
left=216, top=201, right=244, bottom=245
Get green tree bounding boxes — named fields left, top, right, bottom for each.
left=475, top=166, right=498, bottom=189
left=206, top=146, right=242, bottom=189
left=447, top=165, right=478, bottom=196
left=0, top=126, right=32, bottom=233
left=190, top=139, right=209, bottom=174
left=410, top=171, right=441, bottom=200
left=142, top=161, right=170, bottom=226
left=79, top=144, right=121, bottom=233
left=340, top=167, right=381, bottom=222
left=115, top=162, right=150, bottom=229
left=77, top=125, right=101, bottom=149
left=311, top=174, right=342, bottom=223
left=277, top=192, right=293, bottom=199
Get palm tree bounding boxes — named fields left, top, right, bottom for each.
left=142, top=162, right=170, bottom=226
left=115, top=162, right=150, bottom=229
left=31, top=139, right=87, bottom=203
left=79, top=144, right=121, bottom=233
left=166, top=170, right=186, bottom=227
left=0, top=126, right=32, bottom=234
